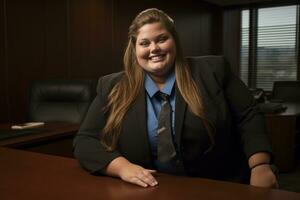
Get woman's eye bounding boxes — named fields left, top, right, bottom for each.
left=139, top=41, right=149, bottom=47
left=158, top=36, right=168, bottom=43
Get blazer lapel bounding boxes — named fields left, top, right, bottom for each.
left=174, top=75, right=217, bottom=152
left=174, top=85, right=187, bottom=150
left=195, top=64, right=218, bottom=128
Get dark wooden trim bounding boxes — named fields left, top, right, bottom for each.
left=3, top=0, right=9, bottom=121
left=248, top=8, right=258, bottom=88
left=297, top=4, right=300, bottom=80
left=66, top=0, right=71, bottom=78
left=223, top=8, right=241, bottom=75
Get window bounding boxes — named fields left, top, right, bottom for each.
left=240, top=5, right=299, bottom=91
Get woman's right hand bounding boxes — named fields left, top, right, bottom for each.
left=119, top=162, right=158, bottom=187
left=104, top=156, right=158, bottom=187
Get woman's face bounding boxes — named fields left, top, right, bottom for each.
left=135, top=22, right=176, bottom=80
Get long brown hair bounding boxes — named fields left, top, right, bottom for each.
left=101, top=8, right=214, bottom=151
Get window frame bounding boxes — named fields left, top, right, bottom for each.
left=240, top=4, right=300, bottom=91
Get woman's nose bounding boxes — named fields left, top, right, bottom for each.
left=150, top=42, right=160, bottom=53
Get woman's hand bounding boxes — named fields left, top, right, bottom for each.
left=119, top=162, right=158, bottom=187
left=250, top=164, right=278, bottom=188
left=104, top=156, right=158, bottom=188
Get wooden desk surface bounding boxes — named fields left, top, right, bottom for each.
left=0, top=122, right=79, bottom=147
left=0, top=148, right=299, bottom=200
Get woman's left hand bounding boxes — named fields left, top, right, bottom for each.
left=250, top=164, right=279, bottom=188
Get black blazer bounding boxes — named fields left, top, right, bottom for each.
left=73, top=55, right=272, bottom=183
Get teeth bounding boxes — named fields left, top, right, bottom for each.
left=150, top=55, right=164, bottom=61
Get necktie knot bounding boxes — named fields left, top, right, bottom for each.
left=158, top=92, right=169, bottom=102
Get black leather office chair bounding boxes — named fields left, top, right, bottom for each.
left=28, top=80, right=96, bottom=123
left=271, top=81, right=300, bottom=102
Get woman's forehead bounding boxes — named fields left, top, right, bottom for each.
left=136, top=23, right=170, bottom=40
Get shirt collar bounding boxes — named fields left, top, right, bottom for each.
left=145, top=70, right=175, bottom=98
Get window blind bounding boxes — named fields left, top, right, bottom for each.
left=240, top=5, right=298, bottom=91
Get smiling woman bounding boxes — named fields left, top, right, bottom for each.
left=73, top=8, right=277, bottom=189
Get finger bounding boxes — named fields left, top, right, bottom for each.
left=146, top=169, right=159, bottom=176
left=146, top=169, right=157, bottom=174
left=141, top=171, right=158, bottom=186
left=146, top=170, right=159, bottom=184
left=130, top=177, right=148, bottom=188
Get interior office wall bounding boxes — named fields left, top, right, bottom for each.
left=0, top=0, right=223, bottom=122
left=222, top=8, right=241, bottom=75
left=0, top=0, right=9, bottom=122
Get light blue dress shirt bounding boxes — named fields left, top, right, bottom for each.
left=144, top=71, right=176, bottom=172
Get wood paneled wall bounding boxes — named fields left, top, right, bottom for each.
left=223, top=8, right=241, bottom=75
left=0, top=0, right=223, bottom=122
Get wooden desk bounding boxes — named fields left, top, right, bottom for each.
left=0, top=122, right=79, bottom=157
left=0, top=148, right=299, bottom=200
left=265, top=103, right=300, bottom=172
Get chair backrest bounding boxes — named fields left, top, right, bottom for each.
left=272, top=81, right=300, bottom=102
left=28, top=80, right=96, bottom=123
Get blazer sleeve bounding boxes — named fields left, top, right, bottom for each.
left=73, top=74, right=122, bottom=174
left=209, top=56, right=273, bottom=160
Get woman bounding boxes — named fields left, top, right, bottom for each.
left=73, top=8, right=278, bottom=188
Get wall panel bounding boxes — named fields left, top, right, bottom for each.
left=223, top=8, right=241, bottom=74
left=43, top=0, right=68, bottom=79
left=112, top=0, right=223, bottom=69
left=0, top=0, right=223, bottom=122
left=0, top=0, right=9, bottom=122
left=6, top=0, right=46, bottom=121
left=68, top=0, right=113, bottom=78
left=167, top=2, right=223, bottom=56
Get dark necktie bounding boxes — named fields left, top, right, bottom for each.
left=157, top=92, right=177, bottom=163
